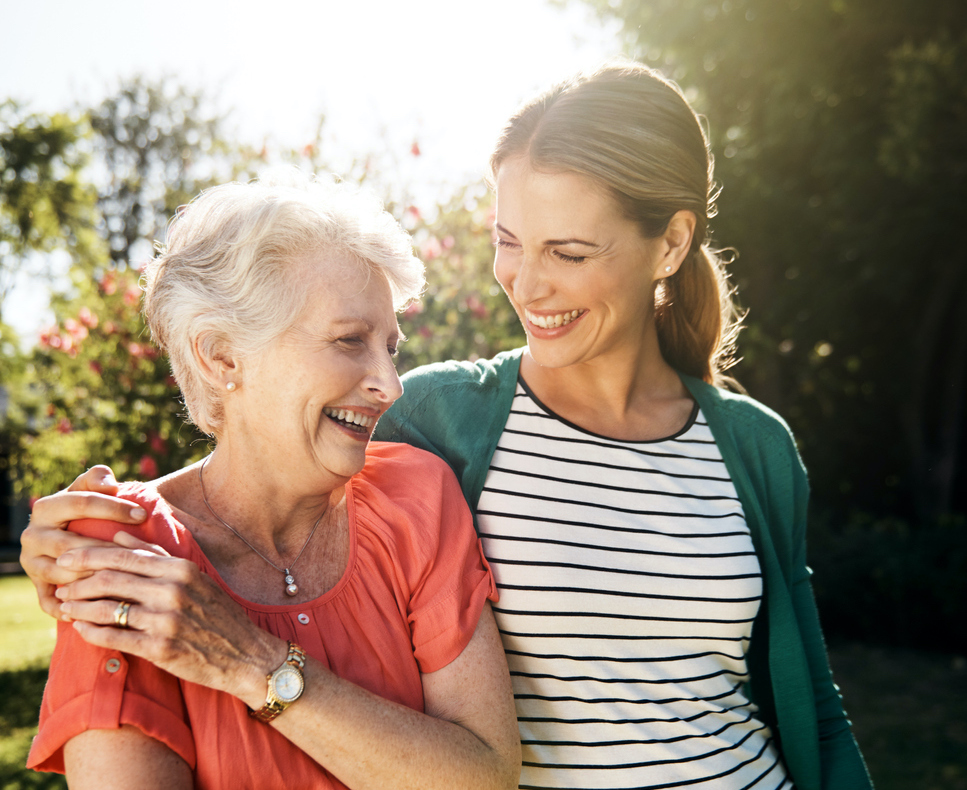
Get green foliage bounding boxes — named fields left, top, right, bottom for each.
left=397, top=186, right=525, bottom=373
left=14, top=268, right=208, bottom=496
left=572, top=0, right=967, bottom=525
left=0, top=102, right=97, bottom=318
left=810, top=511, right=967, bottom=652
left=7, top=78, right=243, bottom=496
left=88, top=77, right=236, bottom=271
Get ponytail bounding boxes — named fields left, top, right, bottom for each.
left=655, top=244, right=742, bottom=386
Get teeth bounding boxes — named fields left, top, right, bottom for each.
left=526, top=309, right=581, bottom=329
left=323, top=408, right=374, bottom=428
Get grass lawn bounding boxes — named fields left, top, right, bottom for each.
left=0, top=577, right=58, bottom=672
left=828, top=640, right=967, bottom=790
left=0, top=576, right=64, bottom=789
left=0, top=573, right=964, bottom=788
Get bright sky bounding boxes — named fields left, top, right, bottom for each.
left=1, top=0, right=623, bottom=341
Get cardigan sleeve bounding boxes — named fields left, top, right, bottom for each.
left=787, top=474, right=874, bottom=789
left=683, top=377, right=873, bottom=790
left=754, top=422, right=873, bottom=789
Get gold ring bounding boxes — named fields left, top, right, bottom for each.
left=113, top=600, right=132, bottom=629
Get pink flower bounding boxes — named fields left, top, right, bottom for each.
left=402, top=302, right=424, bottom=317
left=411, top=141, right=421, bottom=157
left=57, top=417, right=73, bottom=435
left=100, top=272, right=117, bottom=295
left=302, top=143, right=316, bottom=158
left=65, top=319, right=88, bottom=341
left=139, top=455, right=159, bottom=479
left=465, top=295, right=489, bottom=319
left=148, top=431, right=167, bottom=454
left=128, top=342, right=144, bottom=357
left=78, top=307, right=99, bottom=328
left=420, top=236, right=443, bottom=261
left=123, top=284, right=141, bottom=306
left=405, top=205, right=422, bottom=222
left=418, top=326, right=432, bottom=340
left=442, top=236, right=455, bottom=250
left=89, top=361, right=103, bottom=376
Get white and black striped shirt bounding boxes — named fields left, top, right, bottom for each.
left=477, top=382, right=791, bottom=790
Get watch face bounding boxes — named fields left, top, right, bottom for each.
left=273, top=667, right=304, bottom=702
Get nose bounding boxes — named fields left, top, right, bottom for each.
left=498, top=250, right=550, bottom=306
left=367, top=348, right=403, bottom=405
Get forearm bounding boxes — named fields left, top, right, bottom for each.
left=266, top=663, right=518, bottom=790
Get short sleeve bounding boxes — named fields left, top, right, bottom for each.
left=360, top=444, right=498, bottom=675
left=27, top=622, right=196, bottom=773
left=27, top=492, right=197, bottom=774
left=408, top=484, right=497, bottom=674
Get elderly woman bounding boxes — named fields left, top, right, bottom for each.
left=24, top=174, right=521, bottom=789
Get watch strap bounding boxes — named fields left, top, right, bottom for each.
left=250, top=641, right=307, bottom=723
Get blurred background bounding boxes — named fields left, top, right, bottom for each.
left=1, top=0, right=965, bottom=787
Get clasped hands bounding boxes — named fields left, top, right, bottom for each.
left=22, top=466, right=286, bottom=709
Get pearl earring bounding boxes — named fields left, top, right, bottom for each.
left=226, top=382, right=236, bottom=392
left=664, top=266, right=673, bottom=273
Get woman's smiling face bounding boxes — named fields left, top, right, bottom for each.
left=225, top=255, right=403, bottom=485
left=493, top=156, right=667, bottom=372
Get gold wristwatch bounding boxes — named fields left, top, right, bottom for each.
left=250, top=641, right=307, bottom=724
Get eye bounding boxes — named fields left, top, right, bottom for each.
left=338, top=335, right=363, bottom=347
left=387, top=344, right=399, bottom=357
left=493, top=238, right=520, bottom=251
left=553, top=250, right=587, bottom=264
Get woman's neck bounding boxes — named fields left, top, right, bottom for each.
left=155, top=449, right=350, bottom=605
left=520, top=335, right=693, bottom=442
left=159, top=445, right=339, bottom=549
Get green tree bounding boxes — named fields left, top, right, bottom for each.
left=0, top=102, right=96, bottom=322
left=570, top=0, right=967, bottom=523
left=9, top=77, right=524, bottom=497
left=397, top=186, right=525, bottom=373
left=12, top=79, right=245, bottom=496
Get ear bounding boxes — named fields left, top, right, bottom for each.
left=191, top=333, right=242, bottom=391
left=654, top=210, right=697, bottom=280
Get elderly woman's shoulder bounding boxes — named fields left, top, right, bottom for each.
left=68, top=481, right=186, bottom=551
left=363, top=442, right=462, bottom=491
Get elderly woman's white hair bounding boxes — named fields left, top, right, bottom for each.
left=143, top=170, right=425, bottom=436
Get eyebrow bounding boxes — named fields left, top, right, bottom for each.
left=494, top=222, right=598, bottom=248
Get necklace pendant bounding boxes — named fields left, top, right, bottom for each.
left=284, top=571, right=298, bottom=597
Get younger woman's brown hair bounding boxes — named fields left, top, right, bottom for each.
left=490, top=61, right=742, bottom=386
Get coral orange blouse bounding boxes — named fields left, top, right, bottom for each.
left=29, top=443, right=497, bottom=789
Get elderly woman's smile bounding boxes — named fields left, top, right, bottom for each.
left=222, top=256, right=403, bottom=482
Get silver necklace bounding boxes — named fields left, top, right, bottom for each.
left=198, top=457, right=323, bottom=597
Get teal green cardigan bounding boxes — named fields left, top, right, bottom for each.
left=376, top=348, right=872, bottom=790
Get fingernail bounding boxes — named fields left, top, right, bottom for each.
left=129, top=507, right=146, bottom=520
left=55, top=587, right=68, bottom=599
left=57, top=554, right=76, bottom=568
left=60, top=601, right=73, bottom=615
